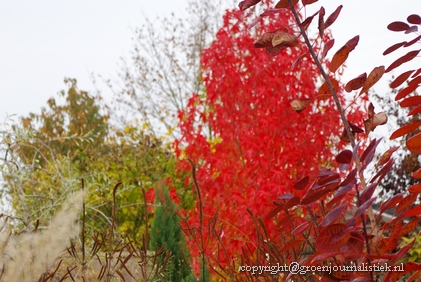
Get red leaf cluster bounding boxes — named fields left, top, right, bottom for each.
left=384, top=14, right=421, bottom=154
left=254, top=29, right=298, bottom=56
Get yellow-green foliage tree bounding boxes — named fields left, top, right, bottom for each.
left=1, top=79, right=190, bottom=241
left=18, top=78, right=108, bottom=169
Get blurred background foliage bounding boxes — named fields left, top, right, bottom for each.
left=1, top=79, right=195, bottom=242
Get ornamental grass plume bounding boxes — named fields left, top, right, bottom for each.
left=0, top=191, right=84, bottom=282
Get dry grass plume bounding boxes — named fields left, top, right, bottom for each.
left=0, top=191, right=84, bottom=281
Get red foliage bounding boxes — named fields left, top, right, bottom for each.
left=189, top=3, right=421, bottom=280
left=174, top=6, right=363, bottom=267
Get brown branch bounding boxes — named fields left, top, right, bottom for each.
left=288, top=1, right=374, bottom=280
left=187, top=158, right=206, bottom=280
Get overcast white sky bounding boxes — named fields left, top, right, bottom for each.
left=1, top=0, right=421, bottom=120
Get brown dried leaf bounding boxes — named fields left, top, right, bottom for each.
left=345, top=73, right=367, bottom=92
left=329, top=36, right=359, bottom=73
left=254, top=32, right=275, bottom=48
left=364, top=112, right=387, bottom=133
left=359, top=66, right=385, bottom=95
left=329, top=46, right=350, bottom=73
left=373, top=112, right=388, bottom=126
left=272, top=31, right=298, bottom=47
left=290, top=98, right=313, bottom=113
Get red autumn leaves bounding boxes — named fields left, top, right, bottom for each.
left=249, top=2, right=385, bottom=121
left=175, top=6, right=362, bottom=264
left=172, top=0, right=421, bottom=278
left=384, top=14, right=421, bottom=153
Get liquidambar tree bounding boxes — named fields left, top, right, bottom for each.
left=174, top=4, right=365, bottom=267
